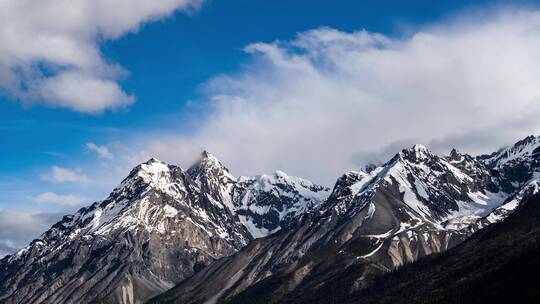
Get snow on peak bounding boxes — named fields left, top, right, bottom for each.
left=396, top=144, right=434, bottom=163
left=113, top=159, right=175, bottom=194
left=448, top=148, right=465, bottom=163
left=7, top=155, right=333, bottom=263
left=274, top=170, right=288, bottom=178
left=489, top=135, right=540, bottom=167
left=199, top=150, right=222, bottom=168
left=107, top=159, right=189, bottom=213
left=411, top=144, right=431, bottom=159
left=140, top=158, right=169, bottom=174
left=449, top=148, right=460, bottom=157
left=234, top=171, right=330, bottom=238
left=136, top=160, right=184, bottom=194
left=188, top=150, right=235, bottom=181
left=271, top=170, right=312, bottom=186
left=201, top=150, right=219, bottom=161
left=253, top=170, right=328, bottom=196
left=145, top=157, right=161, bottom=163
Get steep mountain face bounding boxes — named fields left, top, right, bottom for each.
left=226, top=181, right=540, bottom=304
left=480, top=135, right=540, bottom=191
left=0, top=159, right=249, bottom=304
left=4, top=136, right=540, bottom=304
left=0, top=154, right=328, bottom=304
left=340, top=180, right=540, bottom=304
left=232, top=171, right=330, bottom=238
left=187, top=151, right=331, bottom=238
left=153, top=137, right=540, bottom=304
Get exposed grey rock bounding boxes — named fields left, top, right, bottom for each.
left=0, top=153, right=328, bottom=304
left=5, top=135, right=540, bottom=304
left=153, top=136, right=540, bottom=304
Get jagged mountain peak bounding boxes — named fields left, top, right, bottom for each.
left=319, top=140, right=521, bottom=230
left=8, top=136, right=540, bottom=304
left=0, top=155, right=254, bottom=304
left=232, top=171, right=330, bottom=238
left=326, top=170, right=375, bottom=202
left=186, top=151, right=237, bottom=213
left=157, top=139, right=540, bottom=304
left=0, top=151, right=333, bottom=304
left=188, top=150, right=235, bottom=182
left=448, top=148, right=462, bottom=160
left=140, top=158, right=176, bottom=176
left=201, top=149, right=218, bottom=160
left=252, top=170, right=327, bottom=192
left=412, top=143, right=429, bottom=151
left=198, top=150, right=224, bottom=168
left=319, top=142, right=508, bottom=230
left=113, top=159, right=187, bottom=205
left=195, top=150, right=225, bottom=168
left=123, top=157, right=177, bottom=181
left=399, top=143, right=434, bottom=162
left=145, top=157, right=162, bottom=164
left=514, top=134, right=537, bottom=147
left=487, top=135, right=540, bottom=168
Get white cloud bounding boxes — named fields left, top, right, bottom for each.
left=0, top=0, right=203, bottom=113
left=41, top=166, right=90, bottom=185
left=37, top=71, right=134, bottom=113
left=86, top=142, right=115, bottom=160
left=134, top=10, right=540, bottom=184
left=31, top=192, right=88, bottom=206
left=0, top=209, right=63, bottom=257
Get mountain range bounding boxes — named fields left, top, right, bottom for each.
left=2, top=135, right=540, bottom=304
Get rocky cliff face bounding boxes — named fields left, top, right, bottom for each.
left=5, top=136, right=540, bottom=304
left=0, top=153, right=328, bottom=304
left=337, top=180, right=540, bottom=304
left=153, top=136, right=540, bottom=304
left=232, top=170, right=330, bottom=238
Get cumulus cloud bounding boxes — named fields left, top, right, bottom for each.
left=31, top=192, right=88, bottom=206
left=138, top=10, right=540, bottom=184
left=41, top=166, right=90, bottom=185
left=86, top=142, right=115, bottom=160
left=0, top=0, right=203, bottom=113
left=0, top=209, right=63, bottom=257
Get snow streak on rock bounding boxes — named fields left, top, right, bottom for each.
left=0, top=153, right=328, bottom=304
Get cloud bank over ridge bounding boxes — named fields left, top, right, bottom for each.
left=136, top=9, right=540, bottom=183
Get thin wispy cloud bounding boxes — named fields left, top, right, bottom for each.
left=31, top=192, right=88, bottom=206
left=86, top=143, right=115, bottom=160
left=41, top=166, right=91, bottom=185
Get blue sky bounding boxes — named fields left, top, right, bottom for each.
left=2, top=0, right=540, bottom=255
left=0, top=0, right=496, bottom=207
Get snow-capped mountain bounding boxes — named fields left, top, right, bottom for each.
left=233, top=171, right=330, bottom=237
left=155, top=136, right=540, bottom=304
left=334, top=183, right=540, bottom=304
left=187, top=151, right=331, bottom=237
left=0, top=153, right=328, bottom=304
left=4, top=136, right=540, bottom=304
